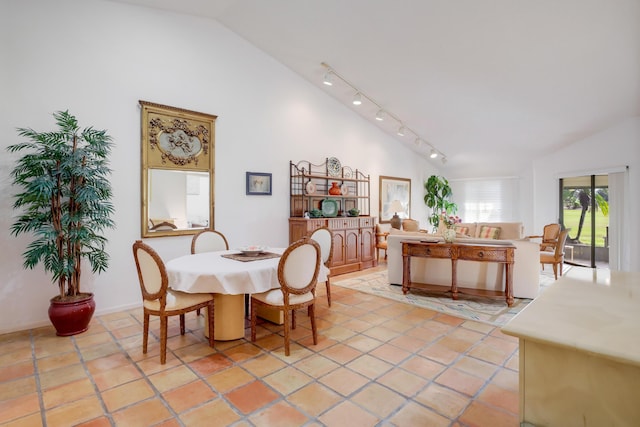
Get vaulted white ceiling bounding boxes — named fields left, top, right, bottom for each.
left=109, top=0, right=640, bottom=176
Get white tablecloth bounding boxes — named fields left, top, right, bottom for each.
left=166, top=249, right=328, bottom=295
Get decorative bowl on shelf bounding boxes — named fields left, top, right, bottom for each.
left=347, top=208, right=360, bottom=217
left=309, top=209, right=322, bottom=218
left=238, top=245, right=268, bottom=256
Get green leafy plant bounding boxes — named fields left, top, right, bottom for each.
left=7, top=111, right=115, bottom=300
left=424, top=175, right=457, bottom=231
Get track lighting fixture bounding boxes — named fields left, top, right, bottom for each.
left=320, top=62, right=447, bottom=162
left=441, top=156, right=447, bottom=165
left=323, top=72, right=333, bottom=86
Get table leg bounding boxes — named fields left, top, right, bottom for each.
left=505, top=262, right=514, bottom=307
left=402, top=253, right=410, bottom=295
left=451, top=258, right=458, bottom=300
left=204, top=294, right=245, bottom=340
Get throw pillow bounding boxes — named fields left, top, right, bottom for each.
left=478, top=225, right=501, bottom=239
left=454, top=225, right=470, bottom=236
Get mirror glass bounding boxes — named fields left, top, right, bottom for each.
left=146, top=170, right=211, bottom=234
left=140, top=101, right=216, bottom=238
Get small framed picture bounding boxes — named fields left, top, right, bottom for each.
left=246, top=172, right=272, bottom=195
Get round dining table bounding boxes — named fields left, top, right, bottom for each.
left=165, top=248, right=328, bottom=340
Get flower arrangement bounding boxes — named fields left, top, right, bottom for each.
left=442, top=213, right=462, bottom=229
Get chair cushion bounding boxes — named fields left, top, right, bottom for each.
left=310, top=228, right=332, bottom=265
left=282, top=244, right=319, bottom=289
left=144, top=289, right=212, bottom=311
left=252, top=289, right=314, bottom=306
left=540, top=252, right=562, bottom=263
left=192, top=230, right=228, bottom=253
left=478, top=225, right=501, bottom=239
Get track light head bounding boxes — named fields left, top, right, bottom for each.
left=323, top=72, right=333, bottom=86
left=441, top=156, right=447, bottom=165
left=320, top=62, right=447, bottom=161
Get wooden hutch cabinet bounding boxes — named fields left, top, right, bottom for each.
left=289, top=158, right=376, bottom=275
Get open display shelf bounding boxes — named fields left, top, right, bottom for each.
left=289, top=158, right=377, bottom=274
left=289, top=158, right=371, bottom=218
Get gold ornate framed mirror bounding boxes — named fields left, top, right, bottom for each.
left=140, top=101, right=216, bottom=238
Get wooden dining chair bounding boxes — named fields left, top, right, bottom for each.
left=191, top=229, right=230, bottom=316
left=250, top=238, right=321, bottom=356
left=132, top=240, right=215, bottom=364
left=309, top=226, right=333, bottom=306
left=540, top=229, right=569, bottom=280
left=191, top=229, right=229, bottom=254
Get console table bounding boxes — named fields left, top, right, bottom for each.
left=401, top=240, right=515, bottom=306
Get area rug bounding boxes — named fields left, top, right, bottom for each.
left=333, top=269, right=564, bottom=327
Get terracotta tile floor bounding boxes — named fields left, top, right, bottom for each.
left=0, top=265, right=521, bottom=426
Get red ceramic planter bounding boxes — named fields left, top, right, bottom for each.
left=48, top=293, right=96, bottom=336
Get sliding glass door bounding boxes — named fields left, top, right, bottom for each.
left=559, top=175, right=609, bottom=268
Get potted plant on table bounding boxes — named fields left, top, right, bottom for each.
left=424, top=175, right=458, bottom=232
left=7, top=110, right=115, bottom=336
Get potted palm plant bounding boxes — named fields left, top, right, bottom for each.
left=424, top=175, right=457, bottom=232
left=7, top=110, right=115, bottom=336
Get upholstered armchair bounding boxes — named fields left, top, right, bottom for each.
left=540, top=229, right=569, bottom=279
left=527, top=223, right=561, bottom=252
left=375, top=224, right=389, bottom=263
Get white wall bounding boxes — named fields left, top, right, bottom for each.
left=532, top=117, right=640, bottom=270
left=0, top=0, right=437, bottom=333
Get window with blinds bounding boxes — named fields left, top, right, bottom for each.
left=450, top=177, right=520, bottom=223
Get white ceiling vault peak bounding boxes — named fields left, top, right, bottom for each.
left=108, top=0, right=640, bottom=177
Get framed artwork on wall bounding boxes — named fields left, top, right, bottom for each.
left=246, top=172, right=272, bottom=195
left=379, top=175, right=411, bottom=223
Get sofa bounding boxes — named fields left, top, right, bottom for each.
left=386, top=221, right=541, bottom=299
